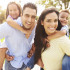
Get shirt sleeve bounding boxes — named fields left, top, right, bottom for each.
left=61, top=25, right=68, bottom=31
left=60, top=36, right=70, bottom=55
left=0, top=22, right=12, bottom=39
left=0, top=39, right=7, bottom=48
left=14, top=17, right=23, bottom=26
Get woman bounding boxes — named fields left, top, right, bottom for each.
left=34, top=8, right=70, bottom=70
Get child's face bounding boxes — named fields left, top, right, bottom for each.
left=8, top=4, right=20, bottom=19
left=59, top=12, right=69, bottom=26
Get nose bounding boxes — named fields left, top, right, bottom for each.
left=50, top=21, right=55, bottom=26
left=28, top=17, right=32, bottom=22
left=63, top=18, right=67, bottom=21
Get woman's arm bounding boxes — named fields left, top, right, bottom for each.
left=0, top=48, right=7, bottom=70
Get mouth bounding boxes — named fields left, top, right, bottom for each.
left=48, top=27, right=55, bottom=30
left=26, top=22, right=32, bottom=25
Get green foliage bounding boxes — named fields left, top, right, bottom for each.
left=37, top=0, right=70, bottom=10
left=0, top=7, right=6, bottom=24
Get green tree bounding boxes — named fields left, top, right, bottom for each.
left=37, top=0, right=70, bottom=9
left=0, top=7, right=6, bottom=24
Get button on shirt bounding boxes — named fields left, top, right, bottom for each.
left=0, top=17, right=36, bottom=68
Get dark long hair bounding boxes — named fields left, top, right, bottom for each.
left=34, top=8, right=61, bottom=64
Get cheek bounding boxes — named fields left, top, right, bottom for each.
left=56, top=23, right=58, bottom=28
left=43, top=23, right=48, bottom=29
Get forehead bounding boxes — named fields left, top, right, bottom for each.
left=59, top=12, right=69, bottom=17
left=8, top=4, right=18, bottom=9
left=45, top=12, right=58, bottom=19
left=23, top=7, right=36, bottom=16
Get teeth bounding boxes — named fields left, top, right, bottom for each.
left=27, top=23, right=31, bottom=24
left=49, top=27, right=54, bottom=29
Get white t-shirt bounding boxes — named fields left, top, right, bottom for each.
left=31, top=64, right=41, bottom=70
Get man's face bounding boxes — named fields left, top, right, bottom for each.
left=21, top=7, right=36, bottom=30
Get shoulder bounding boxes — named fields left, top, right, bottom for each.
left=14, top=17, right=22, bottom=26
left=51, top=35, right=69, bottom=44
left=61, top=25, right=68, bottom=30
left=0, top=22, right=10, bottom=28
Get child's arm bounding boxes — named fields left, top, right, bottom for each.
left=6, top=17, right=29, bottom=34
left=47, top=30, right=66, bottom=40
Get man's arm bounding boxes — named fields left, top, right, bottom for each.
left=0, top=48, right=7, bottom=70
left=47, top=30, right=66, bottom=40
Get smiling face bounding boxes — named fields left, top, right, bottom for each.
left=41, top=12, right=58, bottom=35
left=8, top=4, right=20, bottom=19
left=21, top=7, right=36, bottom=30
left=59, top=12, right=69, bottom=26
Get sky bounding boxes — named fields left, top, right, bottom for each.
left=0, top=0, right=45, bottom=16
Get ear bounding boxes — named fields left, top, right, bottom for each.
left=41, top=21, right=44, bottom=25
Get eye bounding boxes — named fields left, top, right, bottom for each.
left=32, top=16, right=36, bottom=19
left=61, top=16, right=64, bottom=18
left=25, top=14, right=29, bottom=17
left=54, top=19, right=58, bottom=22
left=46, top=19, right=51, bottom=22
left=66, top=17, right=68, bottom=20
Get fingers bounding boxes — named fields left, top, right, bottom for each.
left=7, top=56, right=14, bottom=61
left=27, top=53, right=33, bottom=58
left=5, top=54, right=14, bottom=61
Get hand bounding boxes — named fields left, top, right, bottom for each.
left=27, top=44, right=35, bottom=58
left=6, top=16, right=13, bottom=23
left=5, top=54, right=14, bottom=61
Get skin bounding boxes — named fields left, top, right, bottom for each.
left=21, top=7, right=36, bottom=30
left=41, top=12, right=58, bottom=35
left=47, top=11, right=69, bottom=41
left=59, top=12, right=69, bottom=26
left=8, top=4, right=20, bottom=19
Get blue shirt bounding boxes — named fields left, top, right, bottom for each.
left=61, top=25, right=69, bottom=37
left=0, top=17, right=36, bottom=68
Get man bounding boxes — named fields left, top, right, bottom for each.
left=0, top=3, right=37, bottom=70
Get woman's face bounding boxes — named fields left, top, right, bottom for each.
left=42, top=12, right=58, bottom=35
left=59, top=12, right=68, bottom=26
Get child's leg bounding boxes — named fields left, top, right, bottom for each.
left=26, top=67, right=31, bottom=70
left=62, top=55, right=70, bottom=70
left=27, top=54, right=34, bottom=69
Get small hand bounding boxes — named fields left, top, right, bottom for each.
left=5, top=54, right=14, bottom=61
left=27, top=44, right=35, bottom=58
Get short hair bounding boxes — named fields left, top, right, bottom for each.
left=60, top=9, right=69, bottom=14
left=6, top=2, right=22, bottom=18
left=22, top=3, right=37, bottom=14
